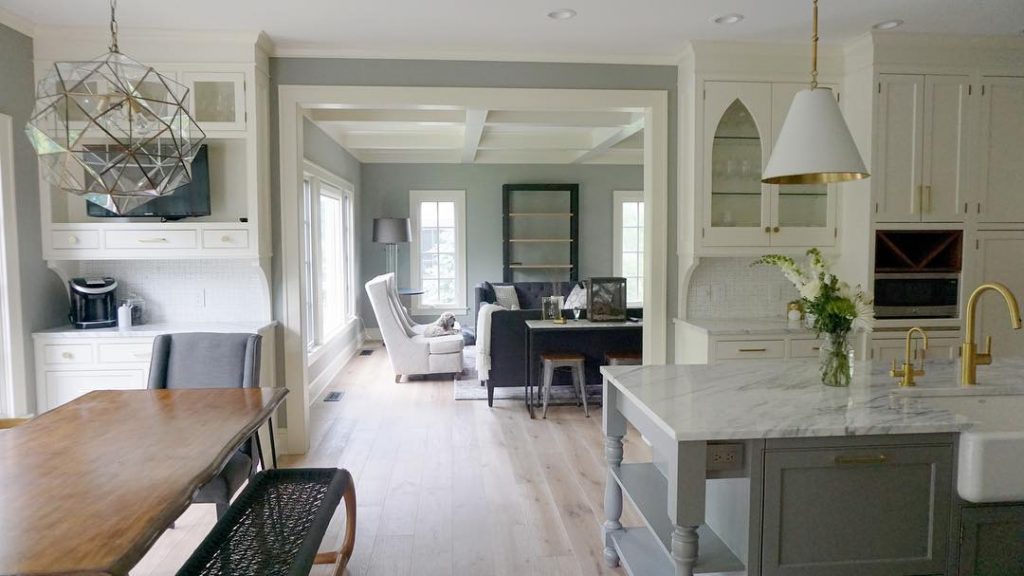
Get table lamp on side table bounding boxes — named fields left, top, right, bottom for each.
left=372, top=217, right=411, bottom=282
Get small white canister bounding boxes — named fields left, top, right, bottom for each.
left=117, top=303, right=133, bottom=330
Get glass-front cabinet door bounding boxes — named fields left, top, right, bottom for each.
left=181, top=71, right=247, bottom=132
left=703, top=81, right=837, bottom=249
left=703, top=81, right=772, bottom=247
left=768, top=82, right=837, bottom=247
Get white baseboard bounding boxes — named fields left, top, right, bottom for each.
left=307, top=331, right=363, bottom=406
left=363, top=328, right=382, bottom=341
left=274, top=429, right=290, bottom=456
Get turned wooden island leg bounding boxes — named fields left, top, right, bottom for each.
left=602, top=379, right=627, bottom=567
left=669, top=442, right=707, bottom=576
left=671, top=525, right=700, bottom=576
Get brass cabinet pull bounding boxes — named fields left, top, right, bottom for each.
left=834, top=454, right=888, bottom=465
left=738, top=348, right=768, bottom=353
left=137, top=237, right=168, bottom=243
left=773, top=226, right=780, bottom=233
left=923, top=185, right=932, bottom=213
left=764, top=226, right=771, bottom=233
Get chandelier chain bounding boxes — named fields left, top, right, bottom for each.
left=810, top=0, right=819, bottom=89
left=109, top=0, right=119, bottom=53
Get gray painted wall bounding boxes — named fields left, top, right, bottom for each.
left=302, top=118, right=364, bottom=390
left=359, top=163, right=642, bottom=327
left=269, top=58, right=678, bottom=358
left=0, top=23, right=68, bottom=414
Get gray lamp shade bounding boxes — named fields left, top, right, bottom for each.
left=372, top=217, right=411, bottom=244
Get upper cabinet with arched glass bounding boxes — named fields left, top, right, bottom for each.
left=702, top=81, right=837, bottom=249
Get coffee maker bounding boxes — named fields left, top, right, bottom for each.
left=69, top=277, right=118, bottom=329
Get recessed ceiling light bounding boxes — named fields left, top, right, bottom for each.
left=711, top=13, right=745, bottom=25
left=547, top=9, right=577, bottom=20
left=872, top=19, right=905, bottom=31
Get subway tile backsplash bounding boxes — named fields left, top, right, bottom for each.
left=687, top=257, right=799, bottom=319
left=76, top=260, right=269, bottom=324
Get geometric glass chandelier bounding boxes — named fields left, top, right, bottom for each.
left=25, top=0, right=205, bottom=215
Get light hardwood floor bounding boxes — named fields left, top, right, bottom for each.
left=133, top=342, right=649, bottom=576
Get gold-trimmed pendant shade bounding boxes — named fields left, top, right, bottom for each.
left=762, top=87, right=868, bottom=185
left=25, top=51, right=205, bottom=215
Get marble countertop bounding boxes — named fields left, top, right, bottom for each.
left=33, top=321, right=277, bottom=339
left=601, top=358, right=1024, bottom=441
left=682, top=317, right=814, bottom=337
left=525, top=319, right=642, bottom=330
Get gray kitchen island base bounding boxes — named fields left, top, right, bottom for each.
left=600, top=362, right=974, bottom=576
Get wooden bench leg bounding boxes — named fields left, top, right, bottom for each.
left=313, top=472, right=357, bottom=576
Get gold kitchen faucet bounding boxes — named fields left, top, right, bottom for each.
left=961, top=283, right=1023, bottom=386
left=890, top=327, right=928, bottom=387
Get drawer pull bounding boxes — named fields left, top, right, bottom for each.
left=61, top=352, right=74, bottom=360
left=67, top=235, right=79, bottom=245
left=834, top=454, right=888, bottom=466
left=811, top=346, right=821, bottom=351
left=220, top=235, right=234, bottom=242
left=137, top=237, right=169, bottom=243
left=132, top=352, right=150, bottom=359
left=738, top=348, right=768, bottom=353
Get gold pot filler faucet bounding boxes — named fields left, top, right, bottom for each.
left=961, top=282, right=1023, bottom=386
left=890, top=327, right=929, bottom=387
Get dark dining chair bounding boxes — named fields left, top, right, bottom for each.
left=147, top=332, right=262, bottom=519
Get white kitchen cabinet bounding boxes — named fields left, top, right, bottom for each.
left=181, top=71, right=247, bottom=132
left=870, top=334, right=961, bottom=364
left=970, top=231, right=1024, bottom=358
left=702, top=81, right=837, bottom=249
left=874, top=74, right=971, bottom=223
left=34, top=336, right=153, bottom=412
left=976, top=77, right=1024, bottom=223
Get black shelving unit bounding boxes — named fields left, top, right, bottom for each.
left=502, top=184, right=579, bottom=283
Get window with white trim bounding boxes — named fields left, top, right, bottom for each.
left=303, top=163, right=356, bottom=353
left=410, top=190, right=467, bottom=314
left=613, top=190, right=645, bottom=306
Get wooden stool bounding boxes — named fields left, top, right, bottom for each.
left=605, top=351, right=642, bottom=366
left=540, top=352, right=588, bottom=419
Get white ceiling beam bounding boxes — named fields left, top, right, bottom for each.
left=473, top=149, right=585, bottom=164
left=477, top=131, right=593, bottom=151
left=339, top=131, right=462, bottom=150
left=308, top=109, right=464, bottom=124
left=354, top=149, right=463, bottom=164
left=573, top=119, right=645, bottom=164
left=462, top=108, right=488, bottom=163
left=486, top=110, right=643, bottom=128
left=578, top=148, right=644, bottom=165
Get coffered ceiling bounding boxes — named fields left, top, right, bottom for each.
left=309, top=108, right=644, bottom=165
left=1, top=0, right=1022, bottom=64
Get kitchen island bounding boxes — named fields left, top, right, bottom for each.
left=600, top=359, right=1024, bottom=576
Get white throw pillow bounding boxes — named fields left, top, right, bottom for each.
left=492, top=285, right=521, bottom=310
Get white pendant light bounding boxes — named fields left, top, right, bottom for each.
left=762, top=0, right=868, bottom=185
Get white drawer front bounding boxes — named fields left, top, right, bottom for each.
left=51, top=230, right=100, bottom=250
left=43, top=344, right=94, bottom=365
left=790, top=339, right=823, bottom=358
left=104, top=229, right=198, bottom=250
left=202, top=229, right=250, bottom=249
left=98, top=342, right=154, bottom=364
left=714, top=340, right=786, bottom=360
left=44, top=369, right=146, bottom=409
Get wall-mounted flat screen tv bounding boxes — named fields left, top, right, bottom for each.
left=86, top=145, right=211, bottom=220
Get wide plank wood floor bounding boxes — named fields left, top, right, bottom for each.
left=132, top=342, right=649, bottom=575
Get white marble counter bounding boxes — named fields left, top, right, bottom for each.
left=32, top=321, right=277, bottom=339
left=681, top=317, right=813, bottom=336
left=600, top=358, right=1024, bottom=441
left=525, top=319, right=641, bottom=330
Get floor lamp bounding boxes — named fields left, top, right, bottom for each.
left=372, top=217, right=411, bottom=284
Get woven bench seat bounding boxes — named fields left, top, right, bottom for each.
left=176, top=468, right=356, bottom=576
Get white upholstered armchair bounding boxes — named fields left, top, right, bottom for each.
left=365, top=274, right=464, bottom=382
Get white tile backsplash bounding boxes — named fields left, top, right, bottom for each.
left=687, top=257, right=799, bottom=319
left=76, top=260, right=270, bottom=324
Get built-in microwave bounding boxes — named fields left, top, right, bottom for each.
left=873, top=272, right=959, bottom=319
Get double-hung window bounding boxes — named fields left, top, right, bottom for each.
left=410, top=190, right=467, bottom=314
left=613, top=190, right=645, bottom=306
left=303, top=162, right=356, bottom=354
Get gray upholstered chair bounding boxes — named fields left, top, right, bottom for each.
left=147, top=332, right=262, bottom=518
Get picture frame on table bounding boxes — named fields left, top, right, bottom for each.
left=541, top=295, right=565, bottom=321
left=588, top=277, right=627, bottom=322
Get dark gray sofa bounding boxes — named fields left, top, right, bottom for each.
left=474, top=281, right=641, bottom=407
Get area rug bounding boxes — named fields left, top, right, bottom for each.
left=453, top=346, right=601, bottom=402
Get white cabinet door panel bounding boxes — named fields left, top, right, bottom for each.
left=977, top=77, right=1024, bottom=223
left=972, top=232, right=1024, bottom=358
left=44, top=369, right=146, bottom=410
left=875, top=75, right=925, bottom=222
left=921, top=75, right=971, bottom=222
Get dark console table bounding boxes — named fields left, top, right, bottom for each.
left=523, top=319, right=642, bottom=418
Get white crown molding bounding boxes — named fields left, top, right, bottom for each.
left=0, top=6, right=34, bottom=37
left=270, top=42, right=682, bottom=66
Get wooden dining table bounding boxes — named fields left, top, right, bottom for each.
left=0, top=387, right=287, bottom=576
